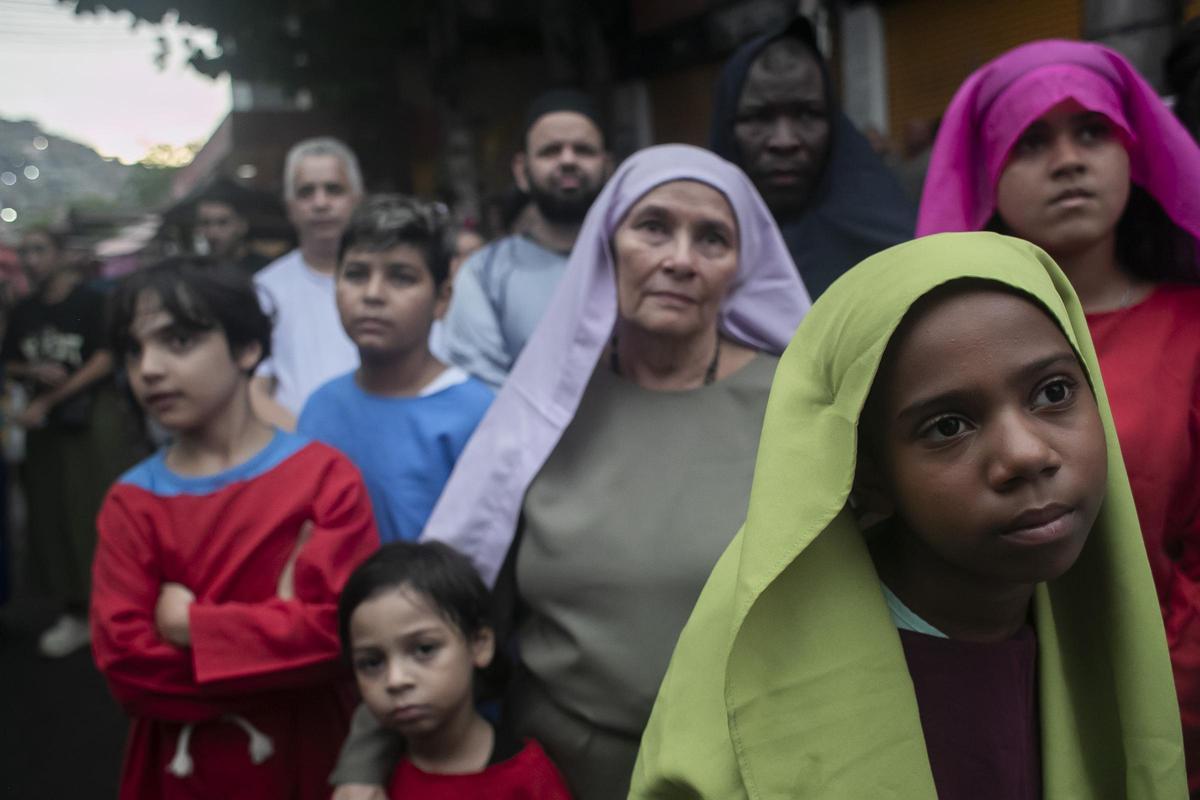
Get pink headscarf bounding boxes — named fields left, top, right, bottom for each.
left=423, top=144, right=812, bottom=585
left=917, top=39, right=1200, bottom=243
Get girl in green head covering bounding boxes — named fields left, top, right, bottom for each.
left=630, top=232, right=1185, bottom=799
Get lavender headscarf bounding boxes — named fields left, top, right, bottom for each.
left=422, top=144, right=812, bottom=585
left=918, top=39, right=1200, bottom=244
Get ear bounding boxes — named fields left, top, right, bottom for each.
left=433, top=279, right=452, bottom=321
left=234, top=340, right=263, bottom=374
left=602, top=151, right=615, bottom=179
left=512, top=152, right=530, bottom=193
left=851, top=449, right=896, bottom=530
left=470, top=626, right=496, bottom=670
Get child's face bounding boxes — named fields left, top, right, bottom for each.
left=125, top=289, right=259, bottom=433
left=336, top=244, right=449, bottom=361
left=865, top=288, right=1108, bottom=588
left=349, top=587, right=494, bottom=740
left=994, top=99, right=1130, bottom=257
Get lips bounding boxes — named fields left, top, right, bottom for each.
left=350, top=317, right=392, bottom=333
left=143, top=391, right=182, bottom=408
left=647, top=290, right=698, bottom=306
left=999, top=503, right=1074, bottom=544
left=387, top=704, right=432, bottom=726
left=1048, top=187, right=1095, bottom=206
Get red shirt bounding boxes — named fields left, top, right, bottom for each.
left=1087, top=283, right=1200, bottom=789
left=91, top=432, right=380, bottom=800
left=388, top=739, right=572, bottom=799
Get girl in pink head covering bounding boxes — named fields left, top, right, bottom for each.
left=919, top=39, right=1200, bottom=791
left=329, top=144, right=810, bottom=799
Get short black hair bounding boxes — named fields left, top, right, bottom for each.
left=107, top=257, right=272, bottom=372
left=195, top=178, right=252, bottom=219
left=337, top=194, right=452, bottom=287
left=521, top=88, right=607, bottom=151
left=338, top=541, right=491, bottom=659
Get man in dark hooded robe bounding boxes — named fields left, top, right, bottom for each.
left=711, top=15, right=915, bottom=297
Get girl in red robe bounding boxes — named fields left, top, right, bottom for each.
left=337, top=541, right=571, bottom=799
left=918, top=40, right=1200, bottom=791
left=91, top=260, right=380, bottom=799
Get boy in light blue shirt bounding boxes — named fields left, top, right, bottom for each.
left=299, top=196, right=492, bottom=542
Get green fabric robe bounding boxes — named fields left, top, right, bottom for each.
left=630, top=232, right=1186, bottom=799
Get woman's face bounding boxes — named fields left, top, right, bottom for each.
left=994, top=100, right=1130, bottom=258
left=611, top=180, right=740, bottom=340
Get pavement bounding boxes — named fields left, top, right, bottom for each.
left=0, top=598, right=127, bottom=799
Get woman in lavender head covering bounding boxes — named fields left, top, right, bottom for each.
left=918, top=39, right=1200, bottom=791
left=329, top=144, right=810, bottom=799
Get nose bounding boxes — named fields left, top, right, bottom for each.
left=134, top=345, right=166, bottom=384
left=384, top=657, right=415, bottom=693
left=662, top=233, right=698, bottom=277
left=1048, top=132, right=1086, bottom=177
left=765, top=116, right=802, bottom=153
left=363, top=272, right=386, bottom=303
left=986, top=408, right=1062, bottom=491
left=558, top=146, right=580, bottom=170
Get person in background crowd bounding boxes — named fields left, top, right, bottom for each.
left=298, top=196, right=492, bottom=544
left=193, top=178, right=270, bottom=275
left=630, top=233, right=1186, bottom=799
left=93, top=260, right=379, bottom=799
left=3, top=226, right=138, bottom=657
left=251, top=137, right=363, bottom=430
left=438, top=89, right=612, bottom=390
left=330, top=145, right=810, bottom=799
left=709, top=14, right=914, bottom=297
left=893, top=116, right=939, bottom=202
left=918, top=39, right=1200, bottom=792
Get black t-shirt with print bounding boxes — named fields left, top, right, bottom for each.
left=1, top=283, right=107, bottom=428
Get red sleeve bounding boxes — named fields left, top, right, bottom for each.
left=90, top=489, right=234, bottom=722
left=1163, top=400, right=1200, bottom=784
left=188, top=452, right=379, bottom=690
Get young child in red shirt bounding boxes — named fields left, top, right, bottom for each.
left=338, top=541, right=571, bottom=799
left=91, top=260, right=379, bottom=799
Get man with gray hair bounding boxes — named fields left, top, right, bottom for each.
left=251, top=136, right=363, bottom=429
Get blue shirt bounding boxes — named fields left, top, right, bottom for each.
left=297, top=368, right=493, bottom=542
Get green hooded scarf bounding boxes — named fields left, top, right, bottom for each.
left=630, top=233, right=1185, bottom=799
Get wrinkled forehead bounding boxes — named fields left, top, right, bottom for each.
left=740, top=37, right=825, bottom=103
left=291, top=154, right=352, bottom=187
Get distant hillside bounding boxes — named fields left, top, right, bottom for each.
left=0, top=118, right=132, bottom=228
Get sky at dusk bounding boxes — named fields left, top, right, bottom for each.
left=0, top=0, right=231, bottom=164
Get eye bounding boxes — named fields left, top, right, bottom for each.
left=411, top=640, right=442, bottom=662
left=341, top=265, right=369, bottom=283
left=1032, top=377, right=1076, bottom=408
left=1077, top=119, right=1114, bottom=144
left=164, top=330, right=195, bottom=353
left=920, top=414, right=973, bottom=443
left=636, top=217, right=668, bottom=237
left=1011, top=128, right=1049, bottom=157
left=388, top=268, right=420, bottom=286
left=353, top=652, right=385, bottom=676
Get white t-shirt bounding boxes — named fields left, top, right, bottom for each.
left=254, top=249, right=359, bottom=414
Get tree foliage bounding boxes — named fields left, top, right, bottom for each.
left=67, top=1, right=552, bottom=107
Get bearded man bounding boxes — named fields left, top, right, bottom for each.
left=438, top=89, right=611, bottom=389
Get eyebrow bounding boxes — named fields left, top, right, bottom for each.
left=894, top=351, right=1080, bottom=424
